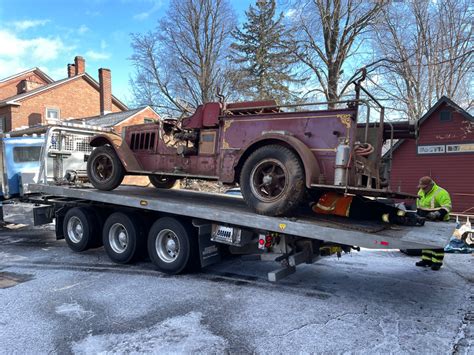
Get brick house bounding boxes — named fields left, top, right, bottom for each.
left=71, top=106, right=161, bottom=134
left=387, top=97, right=474, bottom=214
left=0, top=56, right=128, bottom=132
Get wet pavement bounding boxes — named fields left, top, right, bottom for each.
left=0, top=225, right=472, bottom=354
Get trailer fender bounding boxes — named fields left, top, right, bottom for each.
left=90, top=133, right=142, bottom=171
left=236, top=133, right=321, bottom=188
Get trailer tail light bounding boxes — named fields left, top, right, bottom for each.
left=258, top=233, right=274, bottom=250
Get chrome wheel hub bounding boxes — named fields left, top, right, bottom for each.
left=156, top=229, right=180, bottom=263
left=67, top=216, right=84, bottom=244
left=109, top=223, right=129, bottom=254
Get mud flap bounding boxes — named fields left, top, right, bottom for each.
left=193, top=220, right=221, bottom=268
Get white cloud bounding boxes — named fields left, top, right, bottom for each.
left=285, top=9, right=297, bottom=18
left=133, top=0, right=163, bottom=20
left=0, top=30, right=64, bottom=61
left=0, top=29, right=69, bottom=79
left=78, top=25, right=90, bottom=34
left=42, top=66, right=69, bottom=80
left=12, top=19, right=50, bottom=31
left=100, top=40, right=107, bottom=50
left=85, top=50, right=110, bottom=61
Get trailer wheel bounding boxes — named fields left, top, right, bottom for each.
left=63, top=207, right=101, bottom=252
left=147, top=217, right=198, bottom=274
left=103, top=212, right=145, bottom=264
left=149, top=175, right=177, bottom=189
left=240, top=144, right=305, bottom=216
left=87, top=145, right=124, bottom=191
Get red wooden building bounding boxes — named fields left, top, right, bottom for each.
left=387, top=96, right=474, bottom=214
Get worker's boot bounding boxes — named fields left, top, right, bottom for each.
left=415, top=260, right=432, bottom=267
left=431, top=263, right=442, bottom=271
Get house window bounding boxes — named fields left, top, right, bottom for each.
left=144, top=118, right=155, bottom=123
left=0, top=116, right=5, bottom=133
left=46, top=108, right=60, bottom=120
left=440, top=111, right=451, bottom=122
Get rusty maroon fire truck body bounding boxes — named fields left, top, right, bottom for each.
left=87, top=74, right=415, bottom=216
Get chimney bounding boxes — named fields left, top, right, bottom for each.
left=74, top=56, right=85, bottom=75
left=99, top=68, right=112, bottom=115
left=67, top=64, right=75, bottom=78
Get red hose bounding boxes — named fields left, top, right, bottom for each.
left=354, top=143, right=374, bottom=157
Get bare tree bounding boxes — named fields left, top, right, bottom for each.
left=130, top=0, right=236, bottom=117
left=292, top=0, right=385, bottom=106
left=371, top=0, right=473, bottom=120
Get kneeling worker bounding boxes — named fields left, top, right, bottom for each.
left=415, top=176, right=452, bottom=270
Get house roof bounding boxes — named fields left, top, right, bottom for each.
left=0, top=73, right=128, bottom=110
left=70, top=106, right=154, bottom=127
left=0, top=67, right=54, bottom=85
left=418, top=96, right=473, bottom=124
left=383, top=96, right=473, bottom=159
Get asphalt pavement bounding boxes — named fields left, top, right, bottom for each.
left=0, top=225, right=472, bottom=354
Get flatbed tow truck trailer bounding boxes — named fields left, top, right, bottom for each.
left=3, top=182, right=454, bottom=282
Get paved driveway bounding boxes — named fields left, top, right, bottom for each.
left=0, top=226, right=472, bottom=354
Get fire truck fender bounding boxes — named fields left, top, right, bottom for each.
left=90, top=133, right=142, bottom=172
left=237, top=133, right=321, bottom=188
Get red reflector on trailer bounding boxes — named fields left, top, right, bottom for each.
left=380, top=241, right=389, bottom=246
left=259, top=239, right=265, bottom=245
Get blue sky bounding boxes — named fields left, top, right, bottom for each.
left=0, top=0, right=254, bottom=106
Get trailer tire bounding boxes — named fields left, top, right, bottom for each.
left=240, top=144, right=305, bottom=216
left=149, top=175, right=177, bottom=189
left=147, top=217, right=198, bottom=274
left=63, top=207, right=101, bottom=252
left=87, top=145, right=125, bottom=191
left=103, top=212, right=145, bottom=264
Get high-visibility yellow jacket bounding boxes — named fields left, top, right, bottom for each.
left=417, top=183, right=452, bottom=221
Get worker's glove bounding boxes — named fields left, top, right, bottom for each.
left=426, top=211, right=441, bottom=221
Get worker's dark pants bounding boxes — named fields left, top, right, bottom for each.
left=421, top=249, right=444, bottom=267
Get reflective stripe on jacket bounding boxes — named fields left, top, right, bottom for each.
left=416, top=183, right=452, bottom=221
left=313, top=192, right=353, bottom=217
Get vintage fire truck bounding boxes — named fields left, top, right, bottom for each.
left=86, top=71, right=415, bottom=216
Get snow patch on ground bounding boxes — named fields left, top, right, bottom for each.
left=55, top=302, right=95, bottom=320
left=71, top=312, right=228, bottom=354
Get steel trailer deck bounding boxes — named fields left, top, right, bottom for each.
left=28, top=183, right=453, bottom=250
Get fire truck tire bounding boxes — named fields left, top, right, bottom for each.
left=63, top=207, right=101, bottom=252
left=240, top=144, right=305, bottom=216
left=147, top=217, right=199, bottom=274
left=103, top=212, right=145, bottom=264
left=87, top=145, right=125, bottom=191
left=149, top=175, right=177, bottom=189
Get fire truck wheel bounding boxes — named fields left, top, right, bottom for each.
left=103, top=212, right=145, bottom=264
left=240, top=144, right=305, bottom=216
left=87, top=145, right=125, bottom=191
left=63, top=207, right=101, bottom=252
left=147, top=217, right=199, bottom=274
left=149, top=175, right=177, bottom=189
